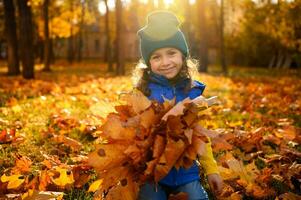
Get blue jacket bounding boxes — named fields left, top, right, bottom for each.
left=147, top=72, right=206, bottom=187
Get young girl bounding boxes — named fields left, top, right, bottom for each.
left=134, top=11, right=223, bottom=200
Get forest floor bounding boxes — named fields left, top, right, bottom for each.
left=0, top=62, right=300, bottom=199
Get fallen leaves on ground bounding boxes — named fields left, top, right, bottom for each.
left=0, top=65, right=300, bottom=199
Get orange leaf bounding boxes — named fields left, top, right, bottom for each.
left=168, top=192, right=188, bottom=200
left=105, top=177, right=139, bottom=200
left=140, top=108, right=158, bottom=129
left=88, top=144, right=127, bottom=171
left=184, top=129, right=193, bottom=144
left=38, top=170, right=52, bottom=191
left=52, top=135, right=82, bottom=151
left=153, top=135, right=165, bottom=158
left=101, top=114, right=136, bottom=140
left=192, top=135, right=206, bottom=156
left=11, top=155, right=32, bottom=174
left=124, top=144, right=142, bottom=164
left=123, top=90, right=151, bottom=114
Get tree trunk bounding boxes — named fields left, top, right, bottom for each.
left=198, top=0, right=209, bottom=72
left=3, top=0, right=20, bottom=75
left=158, top=0, right=164, bottom=8
left=43, top=0, right=51, bottom=71
left=220, top=0, right=227, bottom=75
left=67, top=0, right=74, bottom=64
left=77, top=0, right=85, bottom=62
left=183, top=0, right=191, bottom=46
left=104, top=0, right=113, bottom=72
left=115, top=0, right=125, bottom=75
left=17, top=0, right=34, bottom=79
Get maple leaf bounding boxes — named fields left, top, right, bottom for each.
left=50, top=166, right=74, bottom=187
left=154, top=138, right=185, bottom=182
left=11, top=155, right=32, bottom=174
left=72, top=165, right=92, bottom=188
left=101, top=114, right=136, bottom=140
left=162, top=96, right=218, bottom=121
left=87, top=92, right=219, bottom=199
left=139, top=108, right=159, bottom=129
left=152, top=135, right=166, bottom=158
left=38, top=170, right=52, bottom=191
left=88, top=144, right=128, bottom=171
left=122, top=90, right=152, bottom=114
left=22, top=190, right=64, bottom=200
left=88, top=179, right=103, bottom=193
left=93, top=166, right=132, bottom=197
left=124, top=144, right=143, bottom=164
left=52, top=134, right=82, bottom=151
left=1, top=174, right=25, bottom=189
left=105, top=177, right=139, bottom=200
left=168, top=192, right=189, bottom=200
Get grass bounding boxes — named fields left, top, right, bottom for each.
left=0, top=61, right=300, bottom=199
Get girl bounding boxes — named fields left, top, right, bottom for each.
left=134, top=11, right=223, bottom=200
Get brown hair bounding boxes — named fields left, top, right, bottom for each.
left=132, top=57, right=199, bottom=97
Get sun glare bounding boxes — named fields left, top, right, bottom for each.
left=164, top=0, right=174, bottom=7
left=98, top=0, right=115, bottom=15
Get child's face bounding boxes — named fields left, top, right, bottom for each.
left=149, top=47, right=183, bottom=79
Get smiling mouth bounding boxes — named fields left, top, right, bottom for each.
left=160, top=67, right=175, bottom=73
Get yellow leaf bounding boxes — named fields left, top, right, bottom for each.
left=22, top=190, right=64, bottom=200
left=12, top=105, right=22, bottom=113
left=1, top=174, right=25, bottom=189
left=88, top=179, right=103, bottom=193
left=51, top=167, right=74, bottom=187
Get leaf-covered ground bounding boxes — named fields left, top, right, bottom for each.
left=0, top=63, right=300, bottom=199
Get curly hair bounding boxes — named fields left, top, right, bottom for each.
left=132, top=57, right=199, bottom=97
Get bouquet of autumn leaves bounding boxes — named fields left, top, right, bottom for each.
left=88, top=91, right=218, bottom=200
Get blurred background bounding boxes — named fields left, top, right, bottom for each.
left=0, top=0, right=300, bottom=79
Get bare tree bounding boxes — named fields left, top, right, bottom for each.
left=220, top=0, right=227, bottom=74
left=3, top=0, right=20, bottom=75
left=198, top=0, right=209, bottom=72
left=115, top=0, right=125, bottom=75
left=17, top=0, right=34, bottom=79
left=67, top=0, right=75, bottom=63
left=43, top=0, right=51, bottom=71
left=76, top=0, right=85, bottom=62
left=104, top=0, right=113, bottom=72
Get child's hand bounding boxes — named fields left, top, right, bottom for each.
left=207, top=173, right=223, bottom=195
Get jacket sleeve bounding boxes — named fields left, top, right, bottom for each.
left=198, top=137, right=220, bottom=175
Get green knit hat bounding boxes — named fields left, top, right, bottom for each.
left=137, top=11, right=189, bottom=64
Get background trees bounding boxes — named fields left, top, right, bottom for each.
left=0, top=0, right=300, bottom=79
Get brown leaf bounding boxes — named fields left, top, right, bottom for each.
left=123, top=90, right=152, bottom=114
left=101, top=114, right=136, bottom=140
left=88, top=144, right=127, bottom=171
left=167, top=116, right=185, bottom=136
left=155, top=139, right=185, bottom=181
left=162, top=98, right=191, bottom=121
left=153, top=135, right=165, bottom=158
left=52, top=135, right=82, bottom=151
left=184, top=129, right=193, bottom=144
left=140, top=108, right=159, bottom=129
left=154, top=164, right=170, bottom=182
left=11, top=155, right=32, bottom=174
left=145, top=159, right=158, bottom=176
left=105, top=177, right=138, bottom=200
left=124, top=144, right=142, bottom=164
left=168, top=192, right=189, bottom=200
left=192, top=135, right=206, bottom=156
left=182, top=110, right=198, bottom=126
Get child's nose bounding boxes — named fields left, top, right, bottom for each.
left=161, top=56, right=171, bottom=66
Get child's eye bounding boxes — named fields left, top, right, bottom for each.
left=151, top=55, right=160, bottom=60
left=168, top=51, right=176, bottom=56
